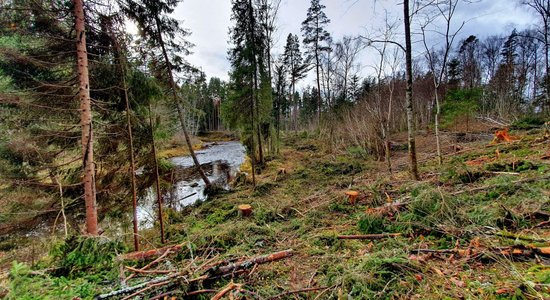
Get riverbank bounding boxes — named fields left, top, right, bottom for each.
left=3, top=129, right=550, bottom=299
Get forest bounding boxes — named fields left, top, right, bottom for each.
left=0, top=0, right=549, bottom=299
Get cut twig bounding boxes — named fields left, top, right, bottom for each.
left=337, top=233, right=402, bottom=240
left=124, top=266, right=176, bottom=274
left=212, top=282, right=242, bottom=300
left=125, top=248, right=174, bottom=282
left=532, top=220, right=550, bottom=229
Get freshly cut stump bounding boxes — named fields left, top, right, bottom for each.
left=238, top=204, right=253, bottom=217
left=345, top=191, right=359, bottom=205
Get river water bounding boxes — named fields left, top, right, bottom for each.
left=136, top=141, right=246, bottom=228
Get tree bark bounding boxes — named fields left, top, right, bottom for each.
left=403, top=0, right=420, bottom=180
left=249, top=0, right=264, bottom=166
left=121, top=49, right=139, bottom=251
left=434, top=85, right=443, bottom=165
left=74, top=0, right=98, bottom=235
left=315, top=49, right=322, bottom=127
left=248, top=0, right=258, bottom=185
left=107, top=20, right=140, bottom=251
left=148, top=105, right=165, bottom=244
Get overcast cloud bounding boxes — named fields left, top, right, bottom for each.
left=174, top=0, right=535, bottom=86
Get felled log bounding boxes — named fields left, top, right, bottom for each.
left=204, top=249, right=294, bottom=277
left=494, top=231, right=550, bottom=243
left=337, top=233, right=402, bottom=240
left=116, top=243, right=184, bottom=262
left=410, top=245, right=550, bottom=259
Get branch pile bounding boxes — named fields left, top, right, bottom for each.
left=96, top=248, right=294, bottom=300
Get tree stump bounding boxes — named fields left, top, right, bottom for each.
left=238, top=204, right=252, bottom=217
left=344, top=191, right=359, bottom=205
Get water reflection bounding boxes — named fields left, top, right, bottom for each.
left=137, top=141, right=245, bottom=228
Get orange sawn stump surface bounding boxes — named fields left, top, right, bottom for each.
left=345, top=191, right=360, bottom=205
left=238, top=204, right=253, bottom=216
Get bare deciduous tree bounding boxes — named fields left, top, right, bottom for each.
left=420, top=0, right=466, bottom=165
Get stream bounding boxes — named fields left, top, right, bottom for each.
left=136, top=141, right=246, bottom=228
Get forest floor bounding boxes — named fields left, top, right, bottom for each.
left=2, top=126, right=550, bottom=299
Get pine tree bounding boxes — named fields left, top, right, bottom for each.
left=283, top=34, right=308, bottom=131
left=301, top=0, right=331, bottom=127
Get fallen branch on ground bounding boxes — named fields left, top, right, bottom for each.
left=493, top=231, right=550, bottom=243
left=203, top=249, right=294, bottom=277
left=96, top=249, right=294, bottom=300
left=116, top=243, right=185, bottom=262
left=410, top=245, right=550, bottom=260
left=337, top=233, right=402, bottom=240
left=212, top=282, right=242, bottom=300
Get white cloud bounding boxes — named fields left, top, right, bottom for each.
left=174, top=0, right=536, bottom=86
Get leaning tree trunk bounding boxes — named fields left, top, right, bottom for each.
left=403, top=0, right=420, bottom=180
left=154, top=16, right=211, bottom=189
left=74, top=0, right=98, bottom=235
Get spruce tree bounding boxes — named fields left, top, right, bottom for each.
left=283, top=34, right=309, bottom=131
left=121, top=0, right=211, bottom=194
left=301, top=0, right=331, bottom=126
left=225, top=0, right=270, bottom=185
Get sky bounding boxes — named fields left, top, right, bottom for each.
left=172, top=0, right=536, bottom=86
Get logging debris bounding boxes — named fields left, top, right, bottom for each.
left=96, top=249, right=294, bottom=300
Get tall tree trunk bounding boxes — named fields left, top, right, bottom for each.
left=434, top=85, right=443, bottom=165
left=292, top=80, right=297, bottom=134
left=248, top=0, right=258, bottom=186
left=315, top=50, right=322, bottom=127
left=545, top=17, right=550, bottom=113
left=154, top=16, right=211, bottom=188
left=148, top=105, right=165, bottom=244
left=74, top=0, right=98, bottom=235
left=124, top=77, right=139, bottom=251
left=250, top=3, right=264, bottom=166
left=403, top=0, right=420, bottom=180
left=327, top=50, right=331, bottom=108
left=110, top=28, right=140, bottom=251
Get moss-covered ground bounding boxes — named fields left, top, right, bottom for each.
left=1, top=129, right=549, bottom=299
